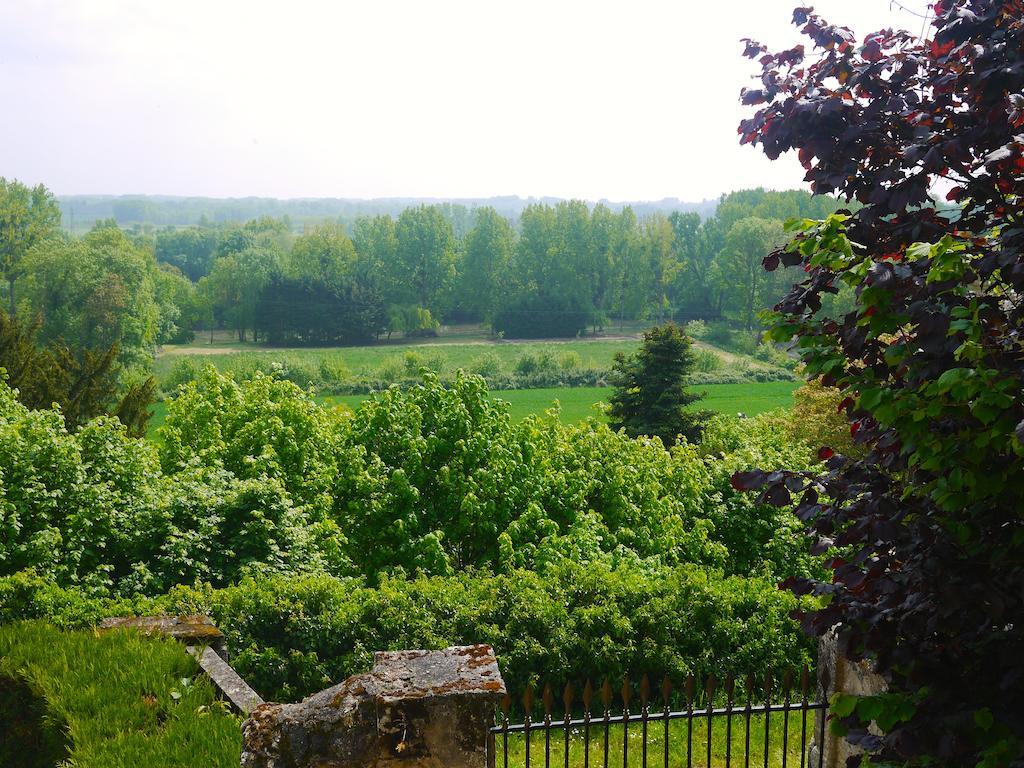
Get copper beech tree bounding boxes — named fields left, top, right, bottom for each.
left=734, top=2, right=1023, bottom=766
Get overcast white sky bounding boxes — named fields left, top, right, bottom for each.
left=0, top=0, right=929, bottom=201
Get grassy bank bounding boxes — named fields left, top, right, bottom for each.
left=0, top=621, right=241, bottom=767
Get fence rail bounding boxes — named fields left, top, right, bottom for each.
left=491, top=669, right=826, bottom=768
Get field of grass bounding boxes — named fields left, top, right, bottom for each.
left=155, top=337, right=643, bottom=384
left=0, top=621, right=241, bottom=767
left=497, top=711, right=812, bottom=768
left=325, top=382, right=798, bottom=422
left=147, top=382, right=798, bottom=439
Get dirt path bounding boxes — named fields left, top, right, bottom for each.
left=158, top=333, right=646, bottom=358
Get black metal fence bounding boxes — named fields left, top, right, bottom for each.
left=491, top=668, right=826, bottom=768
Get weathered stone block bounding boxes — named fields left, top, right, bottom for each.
left=98, top=615, right=227, bottom=657
left=241, top=644, right=506, bottom=768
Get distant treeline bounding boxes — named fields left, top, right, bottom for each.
left=58, top=194, right=718, bottom=234
left=3, top=180, right=847, bottom=369
left=147, top=187, right=843, bottom=344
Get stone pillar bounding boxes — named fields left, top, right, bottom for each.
left=241, top=644, right=506, bottom=768
left=808, top=631, right=887, bottom=768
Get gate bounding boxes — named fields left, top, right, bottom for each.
left=491, top=668, right=826, bottom=768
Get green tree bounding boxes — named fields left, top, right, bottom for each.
left=459, top=207, right=514, bottom=321
left=289, top=222, right=357, bottom=288
left=0, top=179, right=61, bottom=315
left=22, top=224, right=161, bottom=367
left=153, top=263, right=198, bottom=344
left=639, top=214, right=678, bottom=323
left=715, top=217, right=785, bottom=330
left=394, top=205, right=456, bottom=314
left=0, top=310, right=154, bottom=435
left=198, top=245, right=280, bottom=342
left=607, top=323, right=710, bottom=445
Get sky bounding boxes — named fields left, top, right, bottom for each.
left=0, top=0, right=931, bottom=201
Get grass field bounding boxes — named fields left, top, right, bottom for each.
left=147, top=382, right=798, bottom=439
left=324, top=382, right=798, bottom=422
left=155, top=327, right=782, bottom=389
left=155, top=338, right=644, bottom=383
left=497, top=711, right=812, bottom=768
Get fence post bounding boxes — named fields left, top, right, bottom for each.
left=241, top=644, right=506, bottom=768
left=809, top=630, right=887, bottom=768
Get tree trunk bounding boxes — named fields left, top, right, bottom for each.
left=8, top=278, right=14, bottom=316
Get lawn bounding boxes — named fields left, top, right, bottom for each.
left=147, top=382, right=798, bottom=439
left=325, top=382, right=797, bottom=422
left=497, top=710, right=813, bottom=768
left=155, top=337, right=644, bottom=385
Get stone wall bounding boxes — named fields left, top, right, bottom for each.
left=809, top=631, right=888, bottom=768
left=241, top=644, right=506, bottom=768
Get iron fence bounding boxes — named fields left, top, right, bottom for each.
left=491, top=668, right=826, bottom=768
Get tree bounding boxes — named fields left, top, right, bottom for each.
left=734, top=4, right=1024, bottom=766
left=198, top=245, right=280, bottom=342
left=0, top=179, right=61, bottom=315
left=459, top=207, right=514, bottom=321
left=716, top=217, right=785, bottom=330
left=22, top=223, right=161, bottom=367
left=394, top=205, right=456, bottom=314
left=639, top=214, right=678, bottom=323
left=493, top=202, right=594, bottom=338
left=607, top=323, right=709, bottom=446
left=154, top=226, right=220, bottom=281
left=0, top=310, right=154, bottom=435
left=289, top=222, right=357, bottom=289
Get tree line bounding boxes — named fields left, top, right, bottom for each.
left=1, top=178, right=844, bottom=365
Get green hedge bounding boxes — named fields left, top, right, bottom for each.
left=0, top=565, right=814, bottom=704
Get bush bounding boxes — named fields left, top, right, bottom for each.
left=685, top=320, right=709, bottom=339
left=692, top=348, right=724, bottom=373
left=558, top=350, right=583, bottom=371
left=705, top=322, right=734, bottom=348
left=514, top=351, right=556, bottom=377
left=469, top=352, right=502, bottom=378
left=0, top=566, right=814, bottom=704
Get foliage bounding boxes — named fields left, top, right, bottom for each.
left=2, top=366, right=813, bottom=594
left=784, top=379, right=862, bottom=461
left=0, top=309, right=155, bottom=435
left=23, top=223, right=164, bottom=368
left=608, top=323, right=711, bottom=446
left=0, top=178, right=61, bottom=314
left=0, top=620, right=241, bottom=767
left=0, top=567, right=814, bottom=705
left=735, top=4, right=1024, bottom=765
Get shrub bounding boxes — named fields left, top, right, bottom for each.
left=0, top=567, right=814, bottom=704
left=692, top=348, right=724, bottom=373
left=468, top=352, right=502, bottom=378
left=685, top=319, right=709, bottom=339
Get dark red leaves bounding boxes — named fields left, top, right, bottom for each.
left=730, top=470, right=767, bottom=491
left=741, top=38, right=765, bottom=59
left=762, top=253, right=780, bottom=271
left=763, top=484, right=792, bottom=507
left=741, top=88, right=766, bottom=106
left=737, top=4, right=1024, bottom=762
left=930, top=38, right=955, bottom=59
